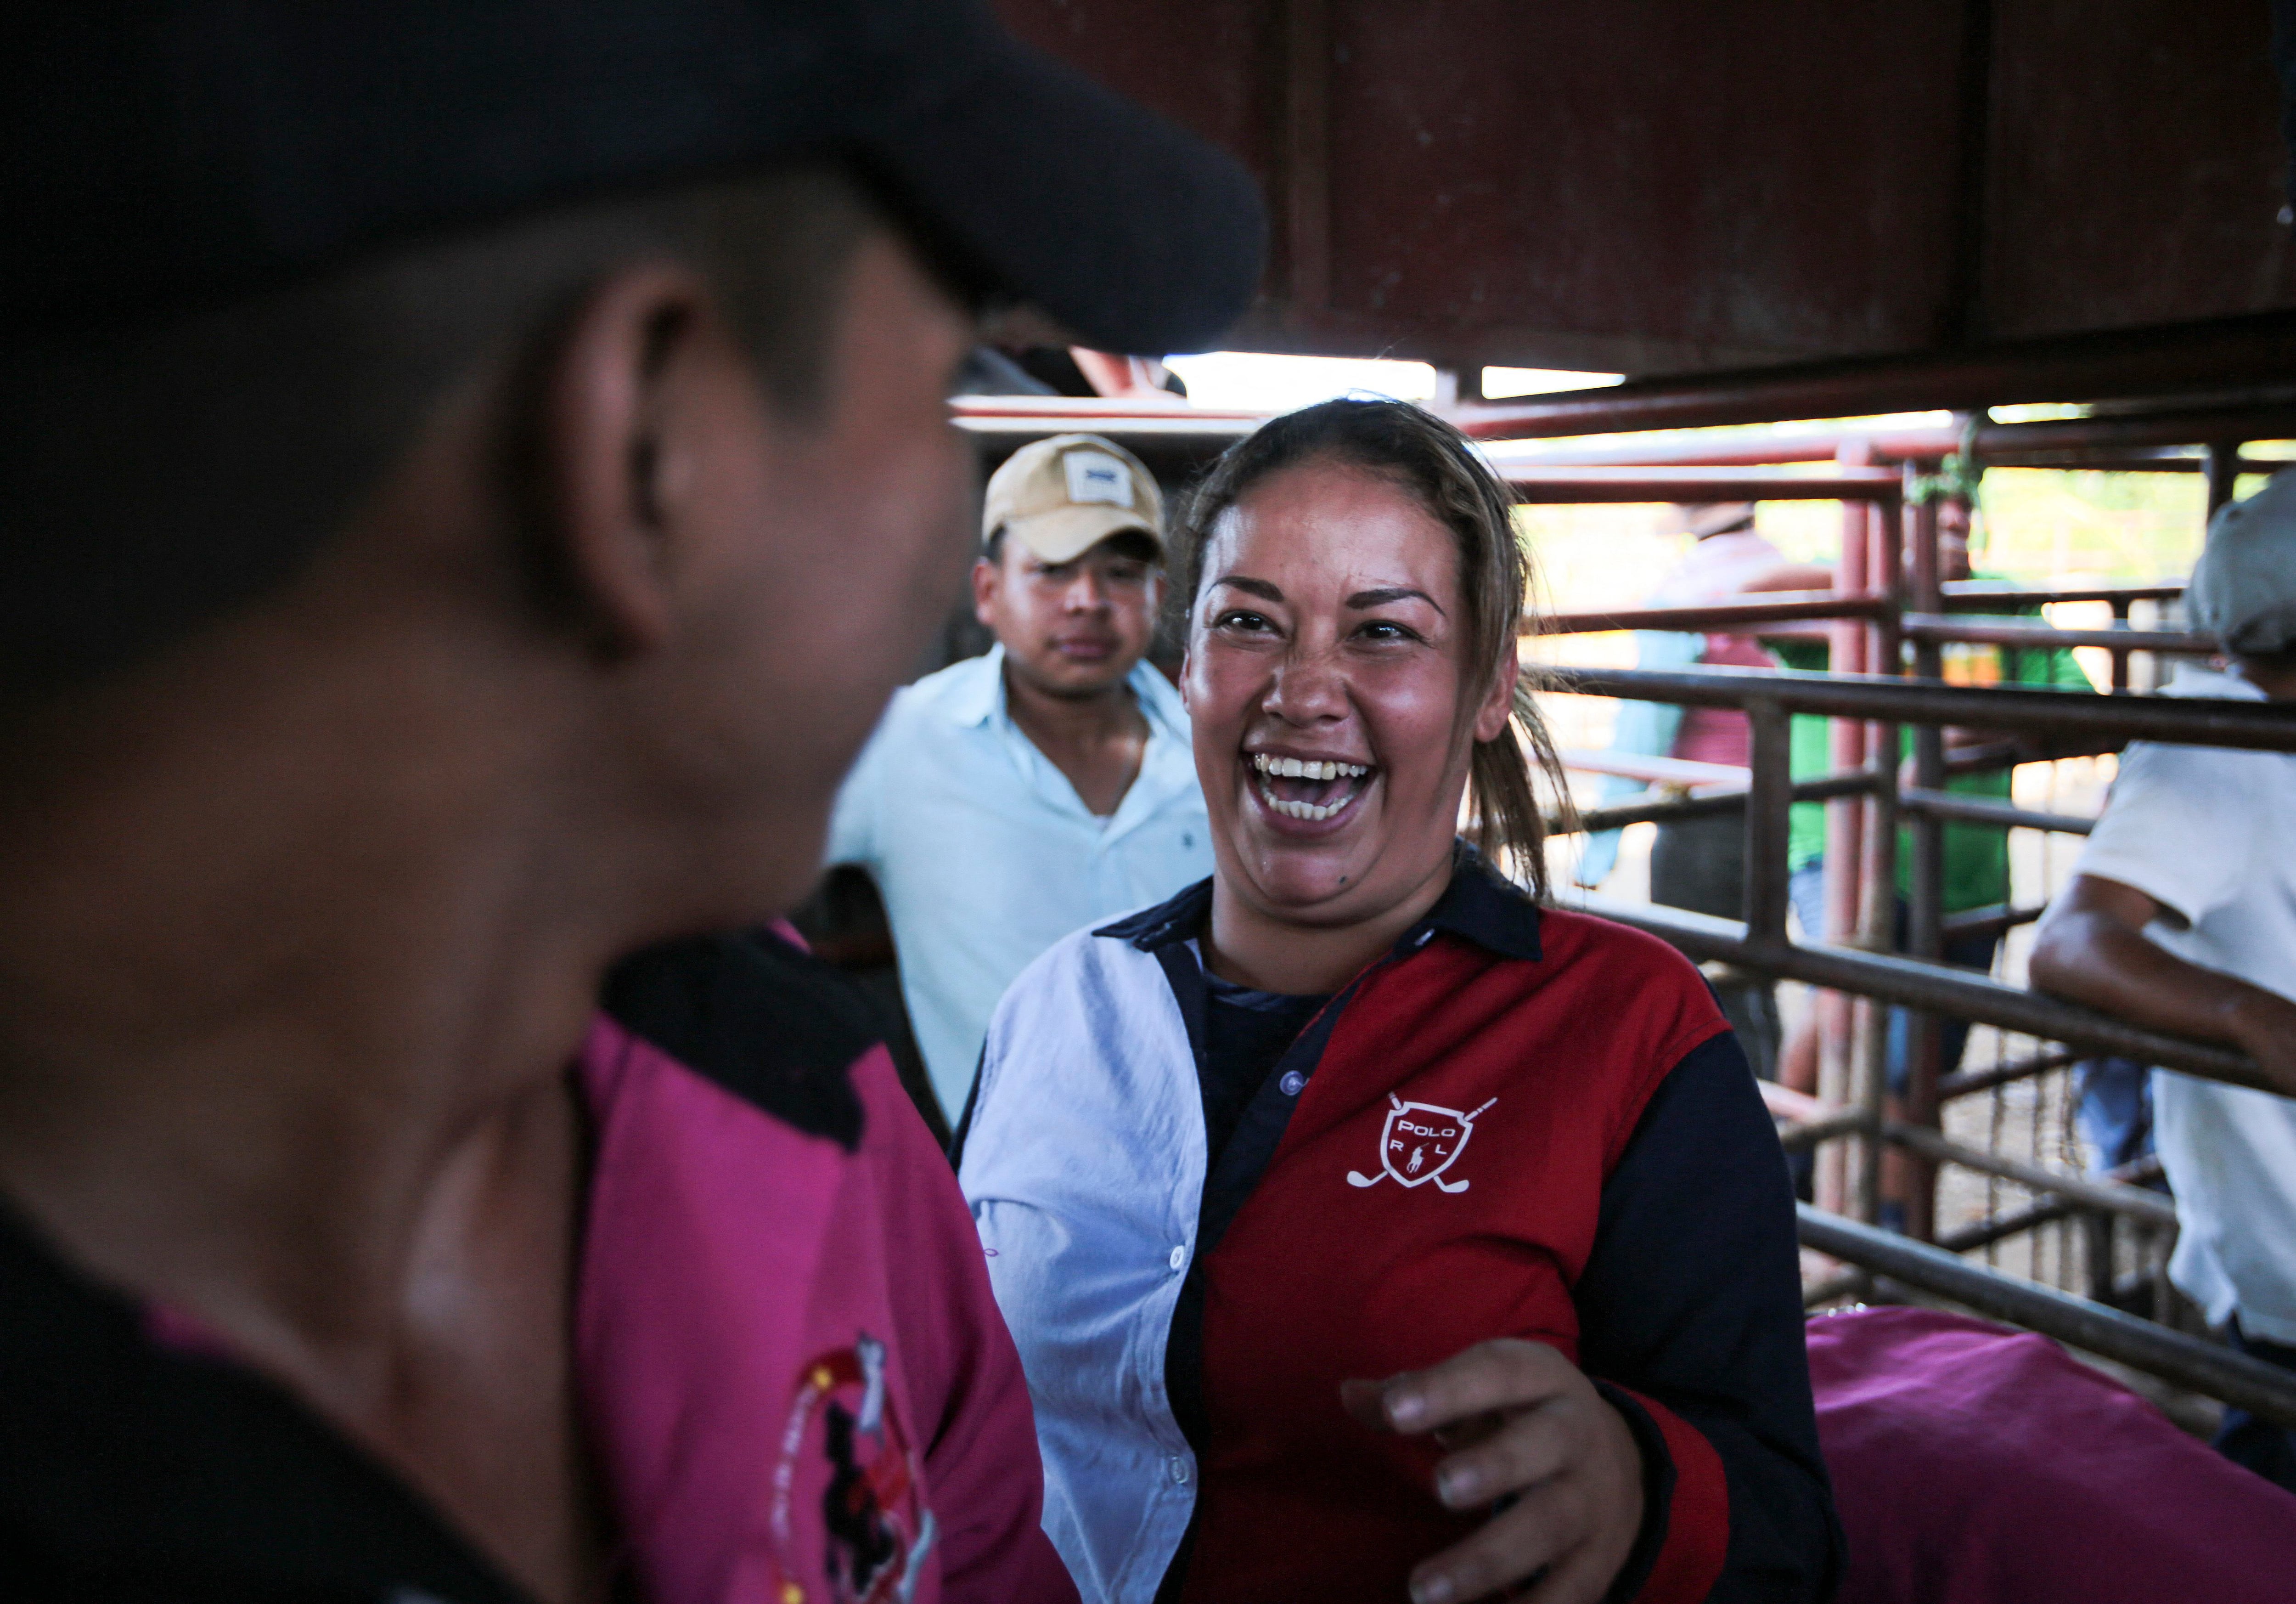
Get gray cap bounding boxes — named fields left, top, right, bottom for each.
left=2191, top=472, right=2296, bottom=655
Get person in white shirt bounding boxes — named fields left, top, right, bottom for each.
left=829, top=434, right=1213, bottom=1129
left=2032, top=473, right=2296, bottom=1493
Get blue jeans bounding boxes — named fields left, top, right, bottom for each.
left=2074, top=1056, right=2155, bottom=1174
left=1788, top=861, right=1998, bottom=1095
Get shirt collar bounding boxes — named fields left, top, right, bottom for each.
left=941, top=645, right=1009, bottom=728
left=937, top=645, right=1191, bottom=739
left=1413, top=841, right=1544, bottom=961
left=1097, top=840, right=1542, bottom=963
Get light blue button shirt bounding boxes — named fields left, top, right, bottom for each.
left=827, top=647, right=1213, bottom=1123
left=960, top=922, right=1208, bottom=1602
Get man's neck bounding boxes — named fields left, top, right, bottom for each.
left=1000, top=655, right=1151, bottom=816
left=0, top=632, right=625, bottom=1601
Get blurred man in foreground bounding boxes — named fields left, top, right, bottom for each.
left=2032, top=476, right=2296, bottom=1494
left=0, top=4, right=1260, bottom=1598
left=831, top=435, right=1211, bottom=1129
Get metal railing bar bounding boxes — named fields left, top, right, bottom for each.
left=1882, top=1122, right=2181, bottom=1228
left=1936, top=1197, right=2079, bottom=1254
left=1899, top=788, right=2095, bottom=836
left=1796, top=1205, right=2296, bottom=1427
left=1555, top=747, right=1749, bottom=788
left=1534, top=592, right=1887, bottom=635
left=1498, top=465, right=1904, bottom=503
left=1567, top=894, right=2272, bottom=1090
left=1939, top=903, right=2051, bottom=941
left=1451, top=312, right=2296, bottom=441
left=1937, top=1047, right=2079, bottom=1100
left=1778, top=1106, right=1876, bottom=1153
left=1544, top=665, right=2296, bottom=752
left=1901, top=613, right=2218, bottom=653
left=1932, top=1155, right=2162, bottom=1252
left=1556, top=771, right=1875, bottom=835
left=1939, top=580, right=2183, bottom=607
left=1530, top=587, right=2190, bottom=639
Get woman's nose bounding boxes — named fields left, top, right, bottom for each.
left=1263, top=644, right=1349, bottom=723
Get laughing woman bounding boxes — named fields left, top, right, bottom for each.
left=956, top=401, right=1840, bottom=1604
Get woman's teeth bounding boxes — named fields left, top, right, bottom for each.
left=1249, top=751, right=1370, bottom=821
left=1250, top=753, right=1368, bottom=781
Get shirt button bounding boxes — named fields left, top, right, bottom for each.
left=1169, top=1456, right=1192, bottom=1485
left=1279, top=1070, right=1306, bottom=1097
left=1168, top=1245, right=1187, bottom=1271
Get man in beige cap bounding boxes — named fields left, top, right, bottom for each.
left=828, top=434, right=1210, bottom=1127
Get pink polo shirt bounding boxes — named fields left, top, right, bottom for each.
left=140, top=929, right=1076, bottom=1604
left=574, top=999, right=1075, bottom=1604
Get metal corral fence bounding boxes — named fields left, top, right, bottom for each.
left=1508, top=446, right=2296, bottom=1430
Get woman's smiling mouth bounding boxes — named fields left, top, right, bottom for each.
left=1249, top=750, right=1375, bottom=822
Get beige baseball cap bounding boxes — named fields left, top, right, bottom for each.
left=982, top=434, right=1165, bottom=564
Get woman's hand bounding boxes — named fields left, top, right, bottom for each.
left=1342, top=1339, right=1645, bottom=1604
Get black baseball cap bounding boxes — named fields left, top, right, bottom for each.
left=8, top=1, right=1265, bottom=354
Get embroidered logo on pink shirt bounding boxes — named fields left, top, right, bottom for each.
left=770, top=1334, right=937, bottom=1604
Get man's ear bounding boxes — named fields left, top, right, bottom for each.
left=1471, top=648, right=1519, bottom=743
left=533, top=263, right=721, bottom=656
left=971, top=553, right=1002, bottom=629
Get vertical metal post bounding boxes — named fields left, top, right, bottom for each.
left=1744, top=699, right=1792, bottom=948
left=1815, top=457, right=1872, bottom=1217
left=1902, top=483, right=1949, bottom=1240
left=1851, top=494, right=1905, bottom=1226
left=2110, top=597, right=2131, bottom=692
left=2086, top=1212, right=2117, bottom=1305
left=1827, top=455, right=1872, bottom=944
left=2204, top=441, right=2242, bottom=520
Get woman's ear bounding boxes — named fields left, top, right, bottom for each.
left=530, top=263, right=720, bottom=657
left=1471, top=647, right=1520, bottom=743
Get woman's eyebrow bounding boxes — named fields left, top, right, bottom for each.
left=1347, top=585, right=1444, bottom=614
left=1211, top=574, right=1283, bottom=602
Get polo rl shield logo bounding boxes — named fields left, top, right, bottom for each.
left=1347, top=1093, right=1496, bottom=1192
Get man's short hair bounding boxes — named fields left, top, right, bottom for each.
left=3, top=166, right=878, bottom=697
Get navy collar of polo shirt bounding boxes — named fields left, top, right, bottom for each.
left=1096, top=839, right=1543, bottom=966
